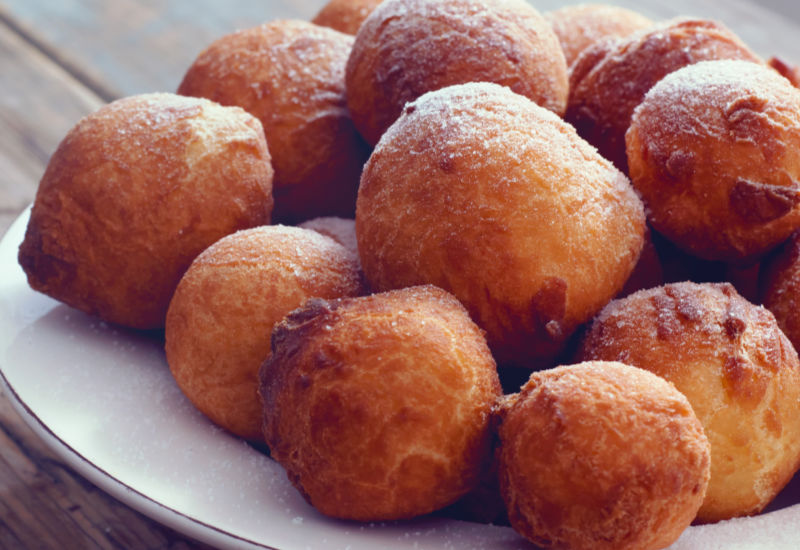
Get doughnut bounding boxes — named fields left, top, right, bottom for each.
left=178, top=20, right=369, bottom=223
left=545, top=3, right=653, bottom=67
left=761, top=231, right=800, bottom=352
left=577, top=282, right=800, bottom=522
left=626, top=60, right=800, bottom=262
left=345, top=0, right=568, bottom=146
left=498, top=361, right=710, bottom=550
left=165, top=225, right=363, bottom=441
left=566, top=18, right=761, bottom=172
left=259, top=285, right=502, bottom=520
left=17, top=93, right=273, bottom=330
left=312, top=0, right=383, bottom=35
left=356, top=82, right=645, bottom=368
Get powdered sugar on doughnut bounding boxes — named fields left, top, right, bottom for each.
left=626, top=59, right=800, bottom=261
left=356, top=82, right=646, bottom=367
left=345, top=0, right=568, bottom=145
left=566, top=18, right=762, bottom=172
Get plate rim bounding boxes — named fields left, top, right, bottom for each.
left=0, top=207, right=277, bottom=550
left=0, top=365, right=278, bottom=550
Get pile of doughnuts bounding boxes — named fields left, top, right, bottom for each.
left=16, top=0, right=800, bottom=548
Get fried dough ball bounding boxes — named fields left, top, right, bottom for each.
left=356, top=83, right=645, bottom=367
left=259, top=285, right=502, bottom=520
left=345, top=0, right=568, bottom=146
left=761, top=231, right=800, bottom=352
left=627, top=60, right=800, bottom=262
left=545, top=3, right=653, bottom=67
left=312, top=0, right=383, bottom=35
left=165, top=226, right=363, bottom=441
left=567, top=18, right=761, bottom=172
left=18, top=93, right=273, bottom=330
left=628, top=60, right=800, bottom=262
left=577, top=282, right=800, bottom=522
left=178, top=20, right=369, bottom=224
left=498, top=361, right=710, bottom=549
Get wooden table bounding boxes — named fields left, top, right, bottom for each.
left=1, top=1, right=799, bottom=548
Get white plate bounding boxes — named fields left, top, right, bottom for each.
left=1, top=208, right=799, bottom=550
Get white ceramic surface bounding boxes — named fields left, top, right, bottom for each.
left=1, top=208, right=799, bottom=550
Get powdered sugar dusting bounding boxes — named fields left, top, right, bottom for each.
left=634, top=58, right=800, bottom=138
left=346, top=0, right=567, bottom=144
left=190, top=224, right=362, bottom=297
left=357, top=81, right=645, bottom=366
left=566, top=17, right=762, bottom=171
left=625, top=58, right=800, bottom=260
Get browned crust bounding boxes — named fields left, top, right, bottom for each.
left=165, top=226, right=364, bottom=441
left=298, top=216, right=359, bottom=261
left=312, top=0, right=383, bottom=35
left=356, top=83, right=645, bottom=368
left=345, top=0, right=568, bottom=146
left=566, top=18, right=762, bottom=173
left=18, top=93, right=274, bottom=329
left=545, top=3, right=653, bottom=67
left=626, top=60, right=800, bottom=262
left=497, top=361, right=710, bottom=549
left=768, top=55, right=800, bottom=88
left=761, top=230, right=800, bottom=352
left=577, top=282, right=800, bottom=522
left=178, top=19, right=369, bottom=223
left=259, top=285, right=502, bottom=521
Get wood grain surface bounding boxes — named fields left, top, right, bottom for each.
left=1, top=1, right=800, bottom=549
left=0, top=3, right=323, bottom=547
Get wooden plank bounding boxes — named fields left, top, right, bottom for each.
left=0, top=0, right=326, bottom=236
left=0, top=15, right=103, bottom=236
left=0, top=387, right=213, bottom=548
left=1, top=0, right=798, bottom=239
left=0, top=14, right=212, bottom=549
left=0, top=0, right=327, bottom=98
left=1, top=0, right=799, bottom=108
left=1, top=1, right=799, bottom=548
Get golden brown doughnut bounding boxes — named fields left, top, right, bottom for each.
left=498, top=361, right=710, bottom=550
left=577, top=282, right=800, bottom=522
left=567, top=18, right=761, bottom=172
left=178, top=19, right=369, bottom=223
left=626, top=60, right=800, bottom=262
left=165, top=225, right=363, bottom=441
left=356, top=82, right=645, bottom=368
left=345, top=0, right=568, bottom=146
left=259, top=285, right=502, bottom=520
left=761, top=231, right=800, bottom=351
left=18, top=93, right=273, bottom=330
left=545, top=3, right=653, bottom=67
left=312, top=0, right=383, bottom=35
